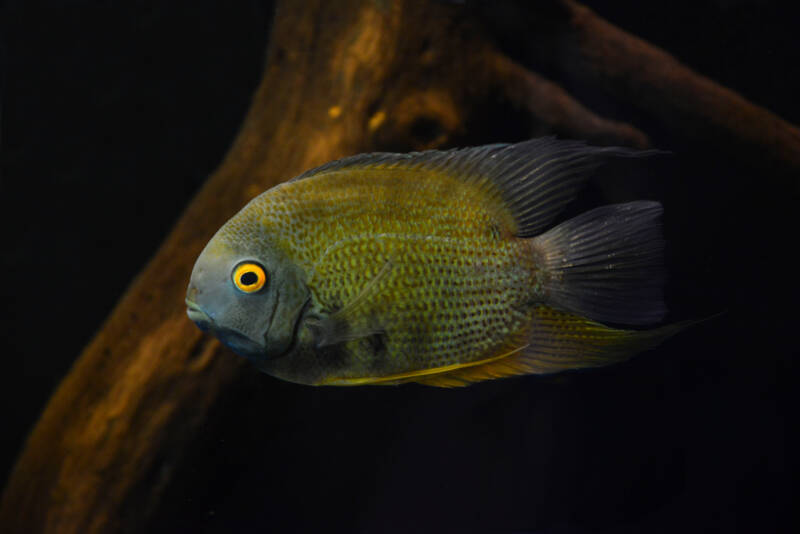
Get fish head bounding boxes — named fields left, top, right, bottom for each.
left=186, top=215, right=309, bottom=365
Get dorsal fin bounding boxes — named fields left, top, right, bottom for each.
left=290, top=137, right=660, bottom=237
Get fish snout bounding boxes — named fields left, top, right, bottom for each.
left=185, top=294, right=212, bottom=332
left=186, top=284, right=199, bottom=302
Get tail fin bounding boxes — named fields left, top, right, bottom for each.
left=531, top=200, right=666, bottom=325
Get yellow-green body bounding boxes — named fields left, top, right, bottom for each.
left=222, top=167, right=541, bottom=384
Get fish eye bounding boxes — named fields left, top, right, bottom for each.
left=232, top=262, right=267, bottom=294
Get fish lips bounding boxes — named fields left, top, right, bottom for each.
left=186, top=300, right=213, bottom=331
left=185, top=299, right=268, bottom=361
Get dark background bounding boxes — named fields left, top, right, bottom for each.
left=1, top=1, right=795, bottom=532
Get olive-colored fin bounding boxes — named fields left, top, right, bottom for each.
left=411, top=306, right=691, bottom=387
left=291, top=137, right=662, bottom=237
left=307, top=259, right=394, bottom=347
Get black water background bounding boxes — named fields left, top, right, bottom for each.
left=1, top=1, right=795, bottom=532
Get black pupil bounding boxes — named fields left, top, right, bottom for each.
left=240, top=271, right=259, bottom=286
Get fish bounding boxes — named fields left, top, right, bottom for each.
left=186, top=137, right=684, bottom=387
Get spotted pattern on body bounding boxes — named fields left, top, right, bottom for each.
left=218, top=167, right=542, bottom=379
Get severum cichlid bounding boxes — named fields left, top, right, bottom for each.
left=186, top=138, right=682, bottom=387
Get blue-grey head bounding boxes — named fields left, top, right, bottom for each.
left=185, top=211, right=309, bottom=365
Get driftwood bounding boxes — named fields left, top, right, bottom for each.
left=2, top=1, right=798, bottom=532
left=488, top=0, right=800, bottom=180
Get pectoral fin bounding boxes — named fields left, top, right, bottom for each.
left=308, top=259, right=395, bottom=348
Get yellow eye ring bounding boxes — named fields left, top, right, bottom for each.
left=233, top=262, right=267, bottom=293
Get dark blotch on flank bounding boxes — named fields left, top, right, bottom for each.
left=365, top=332, right=390, bottom=374
left=368, top=332, right=387, bottom=355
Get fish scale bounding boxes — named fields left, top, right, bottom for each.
left=257, top=170, right=536, bottom=374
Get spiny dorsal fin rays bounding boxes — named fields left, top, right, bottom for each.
left=289, top=137, right=660, bottom=238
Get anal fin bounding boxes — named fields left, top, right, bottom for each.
left=411, top=306, right=690, bottom=387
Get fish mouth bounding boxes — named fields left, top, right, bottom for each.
left=186, top=298, right=212, bottom=332
left=185, top=298, right=267, bottom=359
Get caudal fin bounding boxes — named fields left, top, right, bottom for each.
left=531, top=200, right=666, bottom=325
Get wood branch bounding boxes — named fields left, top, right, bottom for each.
left=496, top=0, right=800, bottom=179
left=486, top=50, right=650, bottom=148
